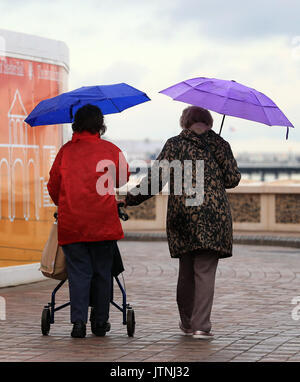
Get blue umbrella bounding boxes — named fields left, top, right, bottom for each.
left=25, top=83, right=151, bottom=126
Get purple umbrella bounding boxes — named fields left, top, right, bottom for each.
left=159, top=77, right=294, bottom=139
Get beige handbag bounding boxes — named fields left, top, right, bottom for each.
left=40, top=221, right=67, bottom=280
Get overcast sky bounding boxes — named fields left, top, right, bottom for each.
left=1, top=0, right=299, bottom=153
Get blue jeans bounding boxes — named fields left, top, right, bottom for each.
left=62, top=241, right=114, bottom=324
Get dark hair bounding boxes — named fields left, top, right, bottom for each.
left=72, top=104, right=107, bottom=135
left=180, top=106, right=213, bottom=129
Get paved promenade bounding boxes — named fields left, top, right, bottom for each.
left=0, top=241, right=300, bottom=362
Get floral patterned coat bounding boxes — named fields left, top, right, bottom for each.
left=125, top=128, right=241, bottom=259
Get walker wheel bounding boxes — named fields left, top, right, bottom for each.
left=126, top=307, right=135, bottom=337
left=41, top=306, right=51, bottom=336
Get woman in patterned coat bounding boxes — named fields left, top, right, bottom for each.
left=124, top=106, right=241, bottom=339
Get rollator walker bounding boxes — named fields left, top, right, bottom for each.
left=41, top=203, right=135, bottom=337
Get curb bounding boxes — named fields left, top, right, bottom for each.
left=124, top=232, right=300, bottom=249
left=124, top=232, right=167, bottom=241
left=233, top=235, right=300, bottom=249
left=0, top=263, right=46, bottom=288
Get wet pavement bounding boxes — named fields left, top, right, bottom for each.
left=0, top=241, right=300, bottom=362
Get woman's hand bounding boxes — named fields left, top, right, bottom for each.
left=117, top=199, right=129, bottom=221
left=117, top=199, right=127, bottom=208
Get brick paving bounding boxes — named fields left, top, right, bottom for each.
left=0, top=242, right=300, bottom=362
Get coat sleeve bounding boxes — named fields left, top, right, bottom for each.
left=47, top=147, right=64, bottom=206
left=217, top=141, right=241, bottom=189
left=125, top=139, right=172, bottom=206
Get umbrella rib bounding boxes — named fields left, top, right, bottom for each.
left=250, top=90, right=273, bottom=126
left=108, top=98, right=122, bottom=113
left=164, top=81, right=194, bottom=99
left=183, top=83, right=277, bottom=108
left=195, top=88, right=270, bottom=107
left=219, top=82, right=232, bottom=119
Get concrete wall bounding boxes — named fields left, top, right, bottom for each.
left=121, top=184, right=300, bottom=234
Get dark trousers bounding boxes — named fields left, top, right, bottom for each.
left=177, top=249, right=219, bottom=333
left=62, top=241, right=114, bottom=324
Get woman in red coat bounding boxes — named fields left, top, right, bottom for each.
left=47, top=104, right=130, bottom=338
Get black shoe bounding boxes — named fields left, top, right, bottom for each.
left=71, top=321, right=86, bottom=338
left=90, top=307, right=111, bottom=336
left=92, top=322, right=111, bottom=337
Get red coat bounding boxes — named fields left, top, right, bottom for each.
left=47, top=131, right=130, bottom=246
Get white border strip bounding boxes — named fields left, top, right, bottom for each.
left=0, top=144, right=39, bottom=148
left=0, top=28, right=69, bottom=72
left=0, top=263, right=46, bottom=288
left=3, top=51, right=69, bottom=73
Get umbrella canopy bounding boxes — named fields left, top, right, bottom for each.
left=159, top=77, right=294, bottom=139
left=25, top=83, right=151, bottom=127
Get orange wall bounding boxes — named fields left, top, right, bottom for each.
left=0, top=56, right=68, bottom=264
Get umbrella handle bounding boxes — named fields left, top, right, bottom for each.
left=219, top=115, right=226, bottom=135
left=69, top=100, right=82, bottom=121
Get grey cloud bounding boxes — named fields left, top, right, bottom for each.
left=162, top=0, right=300, bottom=41
left=2, top=0, right=299, bottom=42
left=78, top=61, right=149, bottom=88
